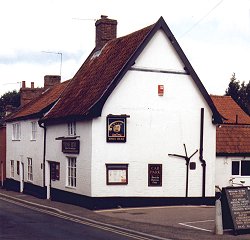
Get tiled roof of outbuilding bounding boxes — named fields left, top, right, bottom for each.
left=211, top=95, right=250, bottom=124
left=41, top=17, right=222, bottom=124
left=6, top=80, right=70, bottom=122
left=216, top=125, right=250, bottom=155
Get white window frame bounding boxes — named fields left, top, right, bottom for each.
left=31, top=121, right=37, bottom=140
left=12, top=123, right=21, bottom=140
left=66, top=157, right=76, bottom=188
left=68, top=122, right=76, bottom=136
left=10, top=160, right=14, bottom=178
left=27, top=158, right=33, bottom=182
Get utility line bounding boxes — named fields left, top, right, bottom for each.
left=179, top=0, right=224, bottom=38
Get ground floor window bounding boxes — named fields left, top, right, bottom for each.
left=232, top=160, right=250, bottom=176
left=67, top=157, right=76, bottom=187
left=10, top=160, right=14, bottom=178
left=106, top=164, right=128, bottom=185
left=27, top=158, right=33, bottom=181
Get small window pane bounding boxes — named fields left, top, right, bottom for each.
left=232, top=161, right=240, bottom=175
left=241, top=161, right=250, bottom=176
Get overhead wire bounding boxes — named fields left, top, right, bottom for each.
left=179, top=0, right=224, bottom=38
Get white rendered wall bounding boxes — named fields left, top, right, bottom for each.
left=45, top=121, right=92, bottom=196
left=90, top=29, right=216, bottom=198
left=216, top=156, right=250, bottom=188
left=6, top=119, right=44, bottom=186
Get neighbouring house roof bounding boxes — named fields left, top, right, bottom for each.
left=216, top=125, right=250, bottom=156
left=6, top=80, right=70, bottom=122
left=211, top=95, right=250, bottom=124
left=41, top=17, right=222, bottom=124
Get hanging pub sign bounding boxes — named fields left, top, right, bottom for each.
left=107, top=115, right=129, bottom=143
left=148, top=164, right=162, bottom=186
left=62, top=140, right=80, bottom=154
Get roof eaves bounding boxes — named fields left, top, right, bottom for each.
left=216, top=152, right=250, bottom=157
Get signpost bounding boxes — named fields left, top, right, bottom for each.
left=221, top=187, right=250, bottom=235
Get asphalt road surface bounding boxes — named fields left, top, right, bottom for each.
left=0, top=198, right=158, bottom=240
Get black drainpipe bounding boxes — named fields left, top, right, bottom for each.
left=199, top=108, right=206, bottom=198
left=38, top=121, right=46, bottom=188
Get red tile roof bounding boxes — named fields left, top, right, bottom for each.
left=42, top=17, right=222, bottom=124
left=42, top=24, right=154, bottom=122
left=211, top=95, right=250, bottom=124
left=216, top=125, right=250, bottom=155
left=6, top=80, right=70, bottom=122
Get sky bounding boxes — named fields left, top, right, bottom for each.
left=0, top=0, right=249, bottom=96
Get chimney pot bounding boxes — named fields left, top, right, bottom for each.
left=22, top=81, right=26, bottom=88
left=31, top=82, right=34, bottom=88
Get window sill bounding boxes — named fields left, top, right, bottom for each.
left=30, top=139, right=36, bottom=142
left=12, top=139, right=21, bottom=141
left=65, top=186, right=76, bottom=190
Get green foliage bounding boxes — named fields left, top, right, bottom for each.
left=225, top=73, right=250, bottom=115
left=0, top=90, right=20, bottom=119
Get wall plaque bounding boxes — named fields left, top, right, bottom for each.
left=62, top=140, right=80, bottom=154
left=222, top=187, right=250, bottom=235
left=106, top=164, right=128, bottom=185
left=107, top=115, right=127, bottom=143
left=148, top=164, right=162, bottom=186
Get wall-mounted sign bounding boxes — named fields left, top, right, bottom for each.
left=148, top=164, right=162, bottom=186
left=106, top=164, right=128, bottom=185
left=107, top=115, right=127, bottom=143
left=62, top=140, right=80, bottom=154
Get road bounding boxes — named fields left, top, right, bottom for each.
left=0, top=198, right=160, bottom=240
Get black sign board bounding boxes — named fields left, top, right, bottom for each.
left=148, top=164, right=162, bottom=186
left=107, top=116, right=127, bottom=143
left=62, top=140, right=80, bottom=154
left=222, top=187, right=250, bottom=235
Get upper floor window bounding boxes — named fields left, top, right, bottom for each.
left=31, top=121, right=37, bottom=140
left=232, top=160, right=250, bottom=176
left=68, top=122, right=76, bottom=136
left=27, top=158, right=33, bottom=181
left=12, top=123, right=21, bottom=140
left=10, top=160, right=14, bottom=178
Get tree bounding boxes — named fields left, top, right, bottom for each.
left=0, top=90, right=20, bottom=119
left=225, top=73, right=250, bottom=115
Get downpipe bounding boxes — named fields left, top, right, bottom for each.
left=38, top=121, right=46, bottom=188
left=199, top=108, right=206, bottom=198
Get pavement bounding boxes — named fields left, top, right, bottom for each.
left=1, top=188, right=250, bottom=240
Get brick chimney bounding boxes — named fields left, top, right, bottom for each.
left=95, top=15, right=117, bottom=50
left=44, top=75, right=61, bottom=90
left=20, top=81, right=43, bottom=107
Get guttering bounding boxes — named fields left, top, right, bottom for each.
left=38, top=120, right=46, bottom=188
left=199, top=108, right=206, bottom=198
